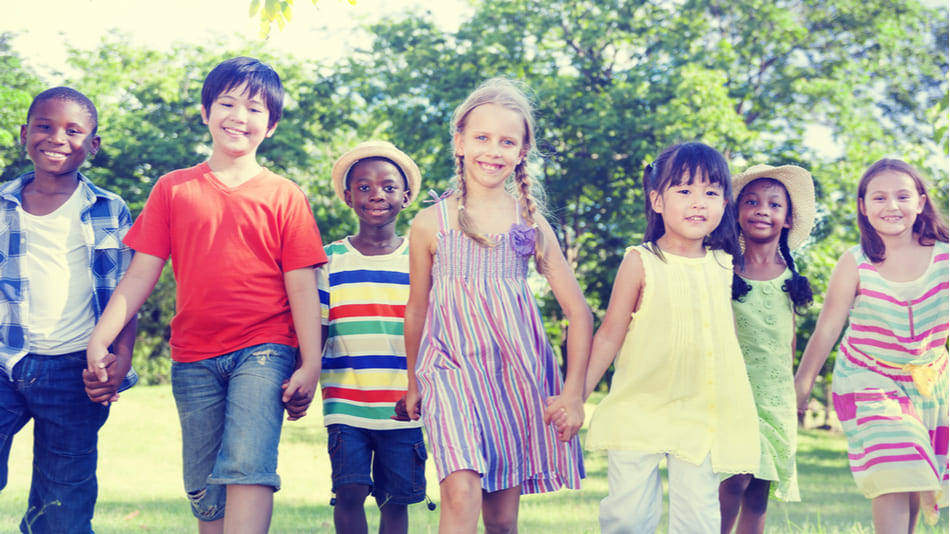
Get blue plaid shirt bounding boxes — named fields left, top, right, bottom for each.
left=0, top=171, right=137, bottom=389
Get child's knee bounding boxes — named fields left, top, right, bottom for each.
left=483, top=513, right=518, bottom=534
left=186, top=486, right=225, bottom=521
left=335, top=483, right=371, bottom=507
left=720, top=473, right=752, bottom=497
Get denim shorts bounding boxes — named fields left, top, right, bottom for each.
left=327, top=424, right=427, bottom=506
left=171, top=342, right=295, bottom=521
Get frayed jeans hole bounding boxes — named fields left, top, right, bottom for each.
left=250, top=349, right=278, bottom=365
left=187, top=488, right=218, bottom=520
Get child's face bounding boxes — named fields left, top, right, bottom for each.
left=20, top=99, right=99, bottom=180
left=737, top=179, right=791, bottom=245
left=344, top=159, right=409, bottom=227
left=859, top=170, right=924, bottom=238
left=201, top=83, right=277, bottom=159
left=453, top=103, right=525, bottom=191
left=650, top=172, right=726, bottom=243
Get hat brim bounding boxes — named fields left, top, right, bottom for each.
left=732, top=165, right=816, bottom=250
left=331, top=141, right=422, bottom=205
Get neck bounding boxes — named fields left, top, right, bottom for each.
left=741, top=239, right=782, bottom=266
left=350, top=227, right=402, bottom=256
left=207, top=151, right=262, bottom=186
left=27, top=171, right=80, bottom=195
left=878, top=229, right=918, bottom=253
left=655, top=234, right=706, bottom=258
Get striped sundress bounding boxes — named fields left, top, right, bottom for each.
left=415, top=197, right=585, bottom=494
left=831, top=242, right=948, bottom=506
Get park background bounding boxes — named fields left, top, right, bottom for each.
left=1, top=0, right=948, bottom=531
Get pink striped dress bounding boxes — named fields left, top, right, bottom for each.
left=416, top=198, right=584, bottom=494
left=831, top=242, right=948, bottom=502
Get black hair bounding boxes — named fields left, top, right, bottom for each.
left=641, top=142, right=740, bottom=260
left=345, top=157, right=409, bottom=191
left=201, top=57, right=284, bottom=128
left=731, top=178, right=813, bottom=314
left=27, top=87, right=98, bottom=135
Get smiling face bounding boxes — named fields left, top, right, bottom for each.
left=344, top=158, right=409, bottom=227
left=737, top=178, right=792, bottom=245
left=201, top=83, right=277, bottom=159
left=650, top=172, right=727, bottom=244
left=20, top=98, right=100, bottom=181
left=454, top=103, right=526, bottom=192
left=859, top=169, right=925, bottom=239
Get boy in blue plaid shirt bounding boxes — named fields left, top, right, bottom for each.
left=0, top=87, right=137, bottom=534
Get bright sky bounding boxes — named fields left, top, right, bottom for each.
left=4, top=0, right=471, bottom=78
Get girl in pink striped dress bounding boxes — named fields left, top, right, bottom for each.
left=795, top=159, right=948, bottom=532
left=402, top=78, right=591, bottom=533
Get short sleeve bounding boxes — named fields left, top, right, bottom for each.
left=280, top=184, right=327, bottom=272
left=123, top=177, right=172, bottom=260
left=317, top=261, right=330, bottom=326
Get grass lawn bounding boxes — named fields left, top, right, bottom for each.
left=2, top=385, right=946, bottom=533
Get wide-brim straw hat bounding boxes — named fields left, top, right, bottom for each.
left=732, top=164, right=816, bottom=250
left=331, top=141, right=422, bottom=204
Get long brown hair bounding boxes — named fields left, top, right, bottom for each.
left=451, top=78, right=548, bottom=272
left=857, top=159, right=949, bottom=262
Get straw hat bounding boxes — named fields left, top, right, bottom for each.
left=732, top=164, right=816, bottom=250
left=331, top=141, right=422, bottom=204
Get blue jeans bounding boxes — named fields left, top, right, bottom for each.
left=171, top=343, right=295, bottom=521
left=0, top=352, right=109, bottom=534
left=327, top=424, right=427, bottom=505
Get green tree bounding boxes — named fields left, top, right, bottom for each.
left=0, top=33, right=44, bottom=178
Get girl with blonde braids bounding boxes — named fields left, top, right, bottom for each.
left=403, top=78, right=590, bottom=533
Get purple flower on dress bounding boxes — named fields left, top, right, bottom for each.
left=509, top=223, right=537, bottom=256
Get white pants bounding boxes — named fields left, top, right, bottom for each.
left=599, top=450, right=720, bottom=534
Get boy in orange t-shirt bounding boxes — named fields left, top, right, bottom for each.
left=86, top=57, right=326, bottom=532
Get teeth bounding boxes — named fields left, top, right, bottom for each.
left=224, top=127, right=246, bottom=135
left=41, top=151, right=67, bottom=160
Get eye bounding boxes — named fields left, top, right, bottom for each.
left=502, top=139, right=516, bottom=146
left=36, top=124, right=49, bottom=130
left=706, top=190, right=721, bottom=197
left=744, top=199, right=757, bottom=206
left=770, top=201, right=782, bottom=208
left=358, top=185, right=370, bottom=192
left=384, top=185, right=397, bottom=193
left=475, top=135, right=488, bottom=141
left=67, top=128, right=81, bottom=135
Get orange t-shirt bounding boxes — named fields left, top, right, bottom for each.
left=124, top=163, right=327, bottom=362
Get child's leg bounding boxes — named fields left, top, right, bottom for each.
left=0, top=364, right=31, bottom=493
left=481, top=485, right=521, bottom=534
left=439, top=470, right=482, bottom=534
left=213, top=343, right=295, bottom=534
left=328, top=424, right=374, bottom=534
left=719, top=473, right=752, bottom=533
left=171, top=358, right=228, bottom=526
left=871, top=492, right=915, bottom=534
left=18, top=353, right=109, bottom=534
left=599, top=450, right=663, bottom=534
left=369, top=427, right=426, bottom=534
left=667, top=454, right=720, bottom=534
left=735, top=478, right=770, bottom=534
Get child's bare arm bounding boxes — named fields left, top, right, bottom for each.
left=535, top=217, right=593, bottom=440
left=282, top=266, right=322, bottom=421
left=402, top=208, right=437, bottom=421
left=584, top=248, right=644, bottom=399
left=87, top=252, right=164, bottom=381
left=794, top=252, right=858, bottom=414
left=83, top=315, right=138, bottom=404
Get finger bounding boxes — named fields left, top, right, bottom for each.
left=94, top=353, right=117, bottom=383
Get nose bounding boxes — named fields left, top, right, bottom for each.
left=50, top=127, right=67, bottom=144
left=228, top=105, right=247, bottom=122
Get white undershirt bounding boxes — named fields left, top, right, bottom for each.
left=19, top=186, right=95, bottom=354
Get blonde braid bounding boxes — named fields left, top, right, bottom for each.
left=455, top=155, right=496, bottom=247
left=514, top=161, right=546, bottom=273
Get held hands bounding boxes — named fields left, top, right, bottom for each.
left=281, top=363, right=320, bottom=421
left=84, top=345, right=131, bottom=406
left=392, top=386, right=422, bottom=421
left=543, top=394, right=585, bottom=441
left=794, top=377, right=812, bottom=423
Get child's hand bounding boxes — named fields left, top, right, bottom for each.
left=82, top=351, right=129, bottom=406
left=281, top=364, right=320, bottom=421
left=391, top=395, right=411, bottom=421
left=543, top=394, right=584, bottom=441
left=403, top=386, right=422, bottom=421
left=794, top=378, right=811, bottom=423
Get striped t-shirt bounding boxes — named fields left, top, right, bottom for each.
left=317, top=237, right=421, bottom=430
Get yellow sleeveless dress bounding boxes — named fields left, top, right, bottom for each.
left=587, top=245, right=760, bottom=475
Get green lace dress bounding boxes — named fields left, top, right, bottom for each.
left=732, top=270, right=801, bottom=501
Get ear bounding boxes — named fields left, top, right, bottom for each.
left=264, top=120, right=279, bottom=138
left=19, top=124, right=26, bottom=146
left=858, top=198, right=866, bottom=216
left=916, top=193, right=926, bottom=214
left=401, top=189, right=411, bottom=208
left=343, top=188, right=353, bottom=208
left=453, top=132, right=463, bottom=157
left=87, top=134, right=101, bottom=158
left=649, top=190, right=664, bottom=214
left=200, top=105, right=209, bottom=124
left=783, top=212, right=793, bottom=229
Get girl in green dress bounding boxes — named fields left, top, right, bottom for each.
left=720, top=164, right=816, bottom=534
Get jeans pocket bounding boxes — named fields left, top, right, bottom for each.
left=411, top=439, right=427, bottom=494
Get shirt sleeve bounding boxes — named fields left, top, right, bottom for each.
left=280, top=183, right=328, bottom=272
left=317, top=260, right=330, bottom=327
left=115, top=198, right=134, bottom=278
left=123, top=176, right=172, bottom=260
